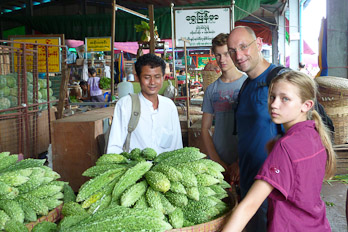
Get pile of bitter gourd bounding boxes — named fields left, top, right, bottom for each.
left=60, top=147, right=232, bottom=232
left=0, top=151, right=76, bottom=232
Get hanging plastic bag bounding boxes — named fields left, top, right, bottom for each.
left=164, top=80, right=176, bottom=98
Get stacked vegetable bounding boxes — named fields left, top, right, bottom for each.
left=99, top=77, right=111, bottom=90
left=0, top=152, right=75, bottom=232
left=0, top=72, right=55, bottom=111
left=0, top=73, right=18, bottom=110
left=60, top=147, right=231, bottom=231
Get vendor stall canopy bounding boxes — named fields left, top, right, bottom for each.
left=0, top=0, right=284, bottom=42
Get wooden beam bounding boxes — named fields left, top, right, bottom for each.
left=115, top=4, right=148, bottom=20
left=26, top=0, right=33, bottom=35
left=111, top=0, right=116, bottom=96
left=80, top=0, right=87, bottom=15
left=148, top=4, right=155, bottom=54
left=181, top=37, right=191, bottom=129
left=56, top=58, right=69, bottom=119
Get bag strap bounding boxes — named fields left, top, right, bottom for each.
left=233, top=78, right=250, bottom=135
left=103, top=118, right=112, bottom=154
left=233, top=65, right=290, bottom=135
left=122, top=93, right=141, bottom=153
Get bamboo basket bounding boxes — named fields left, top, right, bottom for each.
left=330, top=114, right=348, bottom=145
left=202, top=70, right=221, bottom=90
left=26, top=204, right=63, bottom=231
left=315, top=76, right=348, bottom=145
left=316, top=76, right=348, bottom=108
left=167, top=187, right=238, bottom=232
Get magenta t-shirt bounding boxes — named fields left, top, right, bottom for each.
left=256, top=120, right=331, bottom=232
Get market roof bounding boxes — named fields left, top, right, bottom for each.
left=0, top=0, right=282, bottom=15
left=0, top=0, right=286, bottom=42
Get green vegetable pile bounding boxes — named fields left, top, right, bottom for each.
left=99, top=77, right=111, bottom=89
left=0, top=151, right=76, bottom=232
left=0, top=72, right=54, bottom=112
left=69, top=96, right=80, bottom=103
left=59, top=147, right=232, bottom=231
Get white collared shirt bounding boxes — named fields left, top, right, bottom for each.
left=107, top=92, right=183, bottom=155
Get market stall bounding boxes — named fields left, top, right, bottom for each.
left=0, top=36, right=67, bottom=159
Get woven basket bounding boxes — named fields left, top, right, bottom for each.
left=316, top=76, right=348, bottom=108
left=26, top=204, right=63, bottom=231
left=315, top=76, right=348, bottom=144
left=202, top=70, right=221, bottom=90
left=330, top=114, right=348, bottom=145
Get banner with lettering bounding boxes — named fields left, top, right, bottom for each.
left=11, top=37, right=61, bottom=73
left=174, top=8, right=230, bottom=48
left=86, top=37, right=112, bottom=52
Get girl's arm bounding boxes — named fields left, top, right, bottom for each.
left=222, top=180, right=274, bottom=232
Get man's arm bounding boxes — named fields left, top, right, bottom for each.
left=201, top=112, right=228, bottom=170
left=171, top=103, right=183, bottom=150
left=228, top=161, right=240, bottom=183
left=222, top=180, right=273, bottom=232
left=106, top=99, right=128, bottom=154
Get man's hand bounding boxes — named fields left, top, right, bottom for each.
left=228, top=161, right=240, bottom=184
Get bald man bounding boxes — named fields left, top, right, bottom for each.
left=227, top=26, right=279, bottom=232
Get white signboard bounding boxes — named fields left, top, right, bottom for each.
left=174, top=8, right=231, bottom=47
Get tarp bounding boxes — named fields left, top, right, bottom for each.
left=65, top=39, right=173, bottom=55
left=286, top=40, right=318, bottom=68
left=0, top=0, right=274, bottom=41
left=65, top=20, right=273, bottom=54
left=316, top=18, right=328, bottom=77
left=236, top=21, right=272, bottom=45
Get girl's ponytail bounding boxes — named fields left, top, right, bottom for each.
left=312, top=110, right=336, bottom=179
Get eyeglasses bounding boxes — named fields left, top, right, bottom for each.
left=228, top=39, right=256, bottom=56
left=214, top=52, right=230, bottom=60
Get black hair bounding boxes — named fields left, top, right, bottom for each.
left=135, top=53, right=166, bottom=77
left=79, top=80, right=88, bottom=87
left=299, top=62, right=306, bottom=68
left=88, top=67, right=97, bottom=75
left=179, top=70, right=185, bottom=75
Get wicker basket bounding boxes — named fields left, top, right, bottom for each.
left=26, top=204, right=63, bottom=231
left=330, top=114, right=348, bottom=145
left=202, top=70, right=221, bottom=90
left=316, top=76, right=348, bottom=108
left=315, top=76, right=348, bottom=145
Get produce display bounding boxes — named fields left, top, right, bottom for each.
left=59, top=147, right=232, bottom=232
left=0, top=152, right=75, bottom=232
left=0, top=72, right=55, bottom=111
left=99, top=77, right=111, bottom=90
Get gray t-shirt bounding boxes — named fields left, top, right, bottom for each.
left=201, top=75, right=247, bottom=165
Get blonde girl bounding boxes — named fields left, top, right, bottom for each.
left=223, top=71, right=336, bottom=232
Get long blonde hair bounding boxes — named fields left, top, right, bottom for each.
left=268, top=71, right=336, bottom=179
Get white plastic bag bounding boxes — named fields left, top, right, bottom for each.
left=164, top=80, right=175, bottom=98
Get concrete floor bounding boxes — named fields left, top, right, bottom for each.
left=321, top=181, right=348, bottom=232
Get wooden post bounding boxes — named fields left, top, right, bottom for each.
left=148, top=4, right=155, bottom=54
left=110, top=0, right=116, bottom=96
left=181, top=37, right=190, bottom=129
left=231, top=0, right=235, bottom=30
left=57, top=50, right=69, bottom=120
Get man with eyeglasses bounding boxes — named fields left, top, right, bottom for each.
left=227, top=26, right=279, bottom=232
left=201, top=33, right=247, bottom=185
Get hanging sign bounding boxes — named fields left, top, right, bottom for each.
left=174, top=7, right=230, bottom=47
left=86, top=37, right=112, bottom=52
left=11, top=37, right=61, bottom=73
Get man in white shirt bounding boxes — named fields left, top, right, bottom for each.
left=107, top=54, right=183, bottom=154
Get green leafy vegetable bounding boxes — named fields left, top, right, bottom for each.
left=99, top=77, right=111, bottom=89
